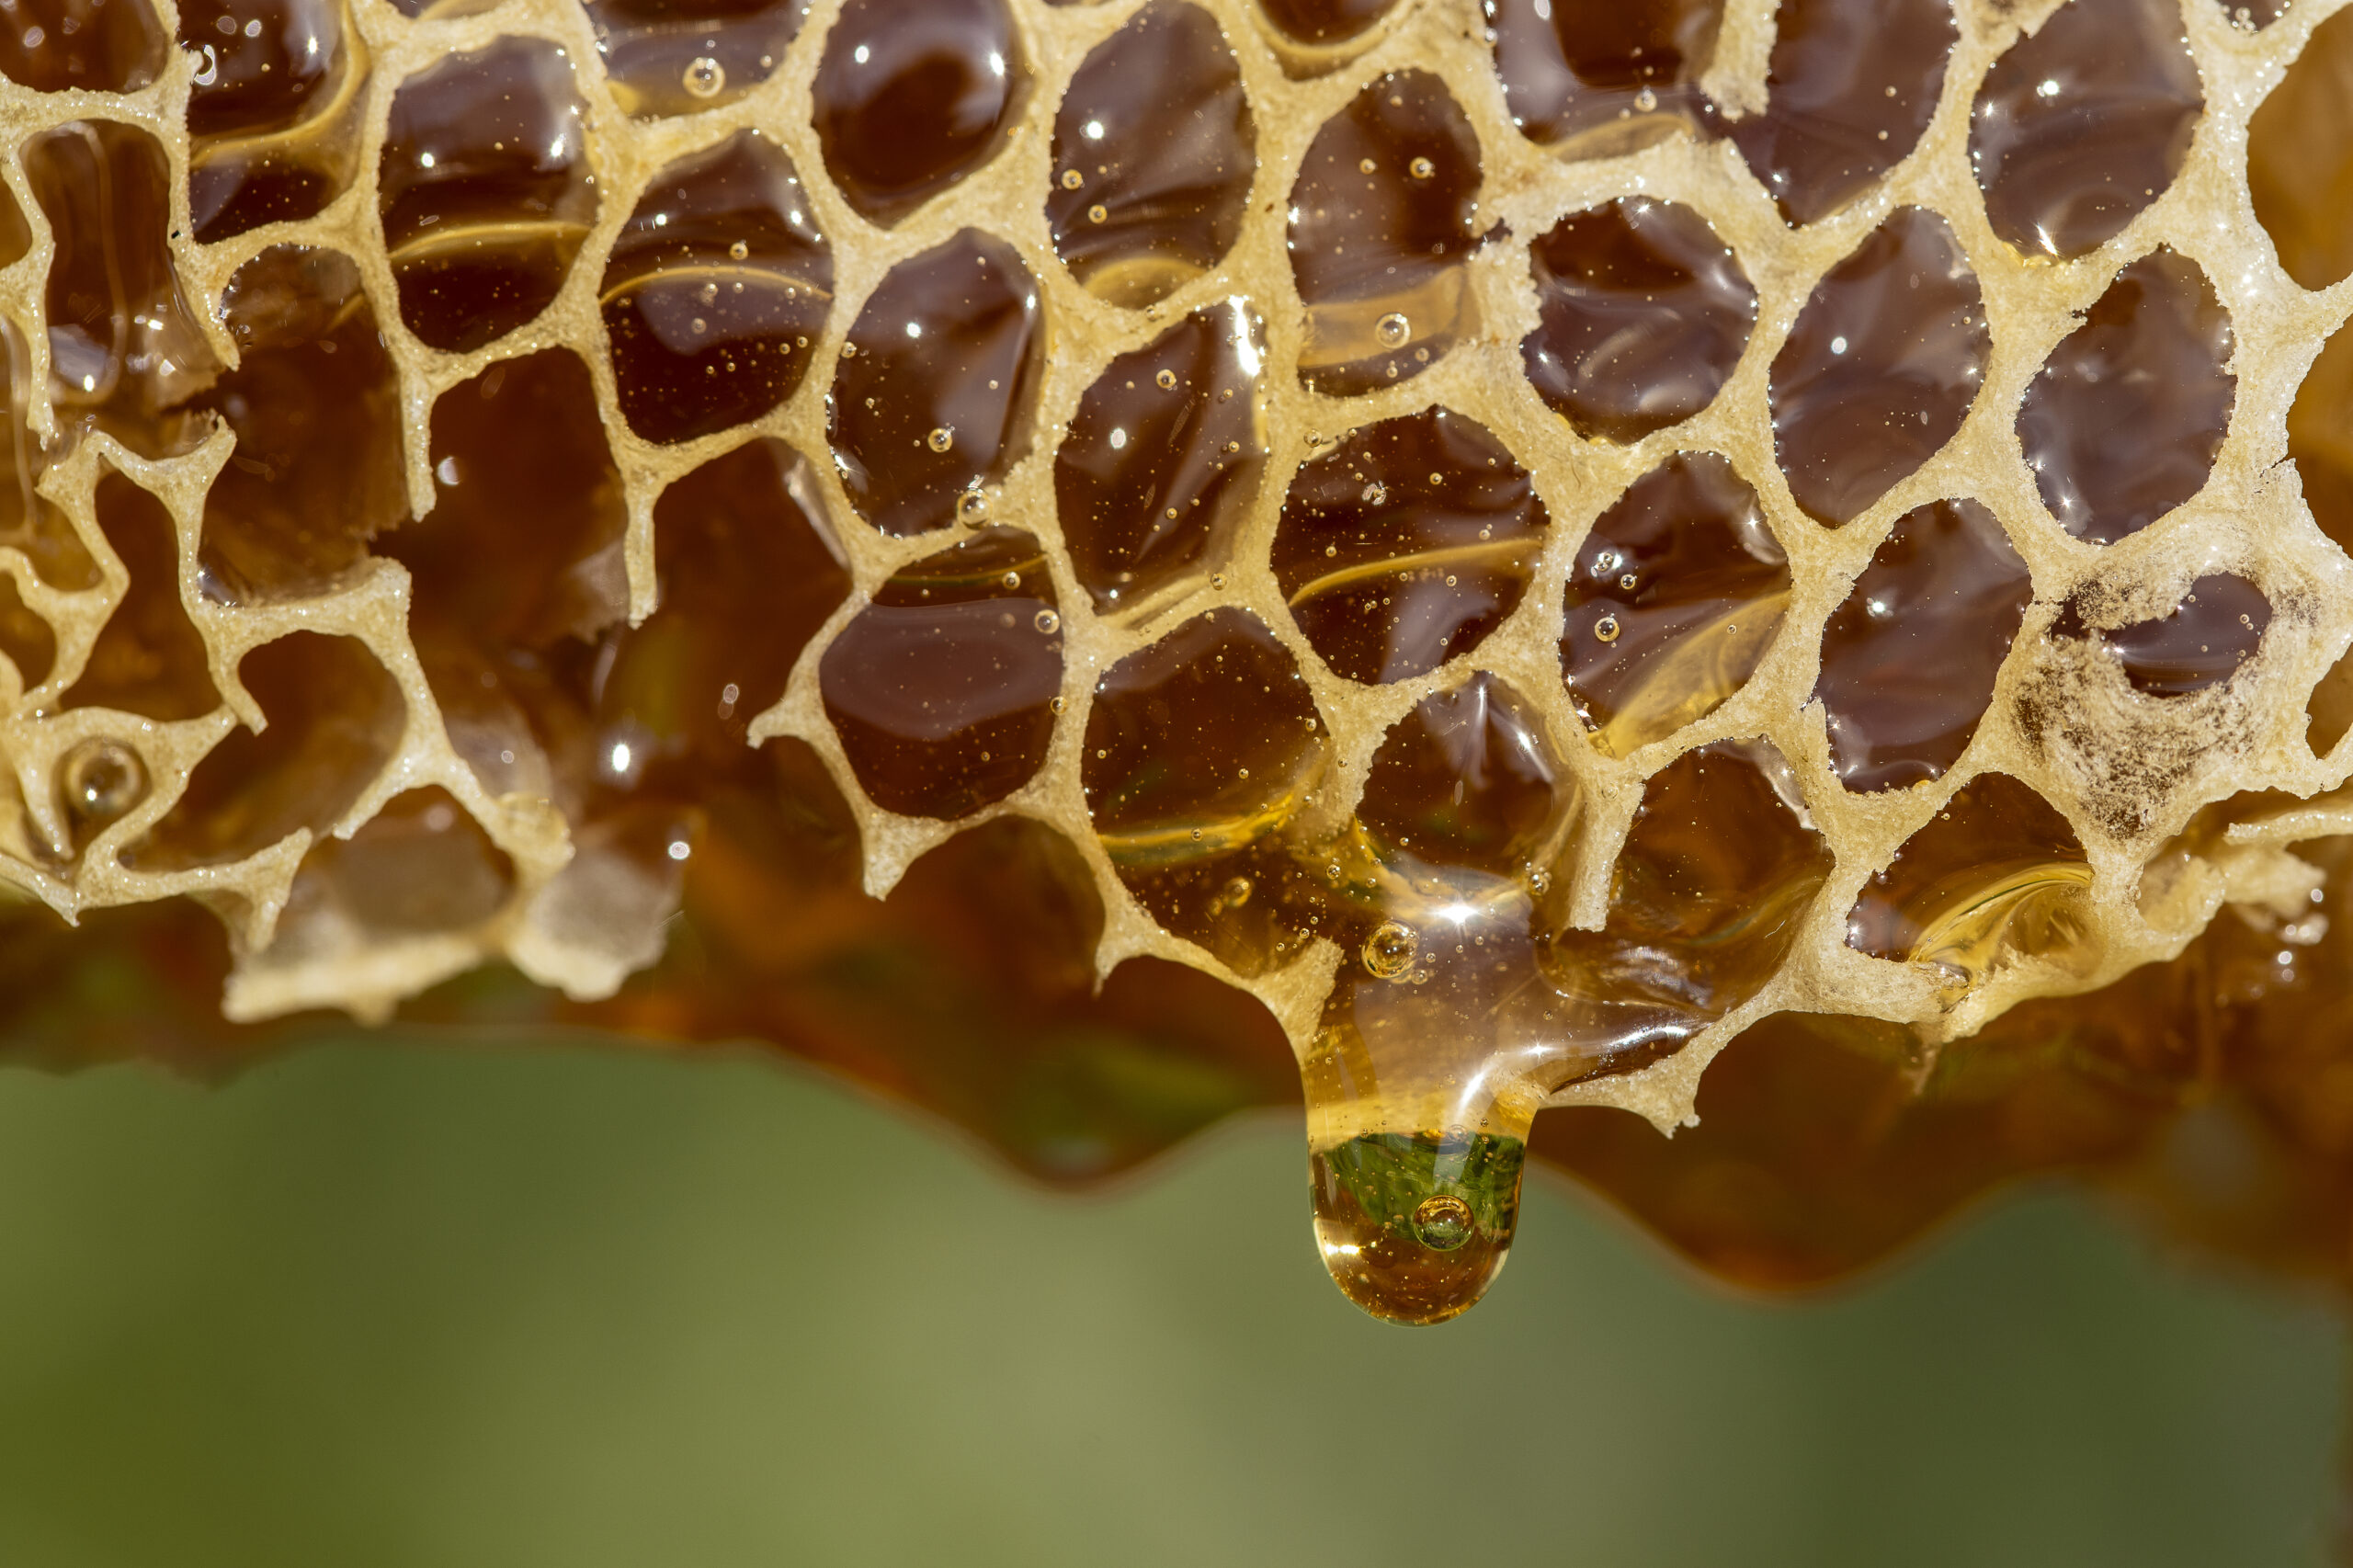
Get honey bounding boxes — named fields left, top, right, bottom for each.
left=0, top=0, right=2343, bottom=1333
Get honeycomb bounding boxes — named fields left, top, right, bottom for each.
left=0, top=0, right=2347, bottom=1324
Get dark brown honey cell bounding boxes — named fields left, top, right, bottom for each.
left=818, top=527, right=1062, bottom=820
left=0, top=179, right=28, bottom=270
left=1768, top=206, right=1987, bottom=527
left=182, top=0, right=364, bottom=242
left=2248, top=6, right=2353, bottom=291
left=0, top=322, right=97, bottom=591
left=1288, top=70, right=1487, bottom=395
left=811, top=0, right=1024, bottom=227
left=1484, top=0, right=1723, bottom=156
left=379, top=40, right=598, bottom=353
left=601, top=131, right=833, bottom=447
left=2290, top=319, right=2353, bottom=558
left=62, top=472, right=220, bottom=722
left=1815, top=499, right=2032, bottom=793
left=0, top=572, right=53, bottom=689
left=380, top=350, right=625, bottom=801
left=588, top=0, right=803, bottom=118
left=2017, top=250, right=2233, bottom=547
left=1054, top=301, right=1266, bottom=613
left=26, top=121, right=221, bottom=433
left=1047, top=2, right=1254, bottom=310
left=598, top=438, right=850, bottom=780
left=1543, top=742, right=1831, bottom=1064
left=1272, top=408, right=1547, bottom=685
left=124, top=632, right=404, bottom=873
left=1521, top=199, right=1755, bottom=444
left=1082, top=606, right=1327, bottom=977
left=286, top=787, right=514, bottom=935
left=830, top=231, right=1040, bottom=538
left=189, top=247, right=407, bottom=602
left=1256, top=0, right=1393, bottom=44
left=1727, top=0, right=1956, bottom=226
left=2053, top=574, right=2270, bottom=697
left=0, top=0, right=165, bottom=92
left=1358, top=673, right=1565, bottom=876
left=1561, top=452, right=1789, bottom=757
left=1847, top=773, right=2092, bottom=986
left=1969, top=0, right=2202, bottom=261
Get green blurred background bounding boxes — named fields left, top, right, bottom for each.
left=0, top=1035, right=2337, bottom=1567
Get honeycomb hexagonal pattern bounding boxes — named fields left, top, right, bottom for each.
left=0, top=0, right=2347, bottom=1321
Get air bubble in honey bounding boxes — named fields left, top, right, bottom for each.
left=1362, top=919, right=1417, bottom=979
left=59, top=737, right=146, bottom=834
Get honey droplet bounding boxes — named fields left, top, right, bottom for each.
left=1362, top=919, right=1419, bottom=980
left=59, top=737, right=147, bottom=831
left=927, top=426, right=955, bottom=453
left=1411, top=1194, right=1473, bottom=1251
left=682, top=56, right=725, bottom=100
left=1375, top=312, right=1411, bottom=348
left=1034, top=608, right=1061, bottom=634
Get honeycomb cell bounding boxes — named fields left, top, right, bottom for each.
left=1969, top=0, right=2202, bottom=262
left=2290, top=319, right=2353, bottom=560
left=586, top=0, right=801, bottom=119
left=1053, top=300, right=1266, bottom=614
left=1727, top=0, right=1955, bottom=227
left=126, top=632, right=404, bottom=872
left=2017, top=250, right=2233, bottom=547
left=1561, top=452, right=1789, bottom=757
left=811, top=0, right=1024, bottom=227
left=189, top=247, right=407, bottom=602
left=1047, top=2, right=1253, bottom=310
left=1768, top=207, right=1987, bottom=527
left=829, top=232, right=1040, bottom=539
left=2053, top=574, right=2271, bottom=698
left=1257, top=0, right=1394, bottom=46
left=1520, top=198, right=1755, bottom=444
left=1484, top=0, right=1722, bottom=156
left=380, top=350, right=626, bottom=801
left=1815, top=499, right=2033, bottom=792
left=0, top=322, right=98, bottom=590
left=280, top=788, right=514, bottom=937
left=1357, top=673, right=1567, bottom=877
left=26, top=121, right=221, bottom=435
left=820, top=528, right=1061, bottom=822
left=1287, top=70, right=1487, bottom=396
left=1271, top=408, right=1547, bottom=685
left=0, top=0, right=165, bottom=93
left=2248, top=6, right=2353, bottom=292
left=1082, top=607, right=1327, bottom=977
left=0, top=573, right=52, bottom=691
left=61, top=472, right=220, bottom=722
left=378, top=40, right=597, bottom=353
left=1847, top=772, right=2095, bottom=991
left=181, top=0, right=366, bottom=242
left=605, top=439, right=849, bottom=775
left=1545, top=741, right=1832, bottom=1067
left=600, top=131, right=833, bottom=447
left=56, top=736, right=145, bottom=849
